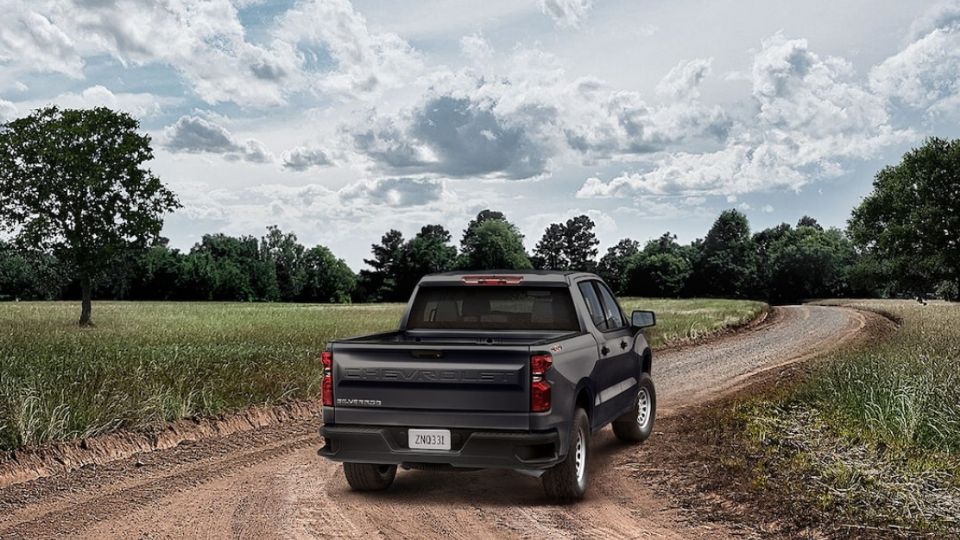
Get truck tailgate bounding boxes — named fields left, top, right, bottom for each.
left=331, top=344, right=530, bottom=413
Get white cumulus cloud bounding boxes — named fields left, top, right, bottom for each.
left=274, top=0, right=422, bottom=98
left=0, top=6, right=84, bottom=78
left=0, top=0, right=422, bottom=107
left=162, top=115, right=274, bottom=164
left=282, top=145, right=333, bottom=171
left=578, top=33, right=913, bottom=200
left=870, top=2, right=960, bottom=118
left=339, top=177, right=448, bottom=207
left=347, top=48, right=731, bottom=180
left=656, top=58, right=713, bottom=100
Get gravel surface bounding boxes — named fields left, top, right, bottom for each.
left=0, top=305, right=866, bottom=539
left=657, top=305, right=865, bottom=413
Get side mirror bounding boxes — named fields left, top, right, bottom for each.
left=631, top=310, right=656, bottom=329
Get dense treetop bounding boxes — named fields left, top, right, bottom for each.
left=849, top=137, right=960, bottom=299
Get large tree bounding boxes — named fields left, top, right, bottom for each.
left=625, top=233, right=693, bottom=297
left=532, top=223, right=569, bottom=270
left=301, top=245, right=356, bottom=303
left=766, top=226, right=857, bottom=302
left=180, top=234, right=276, bottom=301
left=563, top=215, right=599, bottom=271
left=597, top=239, right=640, bottom=294
left=691, top=209, right=758, bottom=298
left=395, top=225, right=458, bottom=297
left=460, top=209, right=506, bottom=248
left=532, top=215, right=599, bottom=271
left=753, top=223, right=793, bottom=299
left=358, top=229, right=406, bottom=301
left=123, top=239, right=184, bottom=301
left=358, top=225, right=458, bottom=302
left=849, top=137, right=960, bottom=298
left=0, top=107, right=180, bottom=325
left=458, top=219, right=532, bottom=270
left=407, top=225, right=458, bottom=277
left=261, top=225, right=306, bottom=301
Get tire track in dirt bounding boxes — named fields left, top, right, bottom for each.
left=0, top=432, right=320, bottom=537
left=0, top=305, right=868, bottom=539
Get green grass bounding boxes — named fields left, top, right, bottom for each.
left=0, top=298, right=764, bottom=451
left=727, top=299, right=960, bottom=532
left=620, top=297, right=766, bottom=348
left=807, top=300, right=960, bottom=453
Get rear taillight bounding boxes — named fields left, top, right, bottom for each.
left=321, top=350, right=333, bottom=407
left=530, top=353, right=552, bottom=412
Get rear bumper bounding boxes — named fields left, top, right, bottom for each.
left=318, top=425, right=563, bottom=470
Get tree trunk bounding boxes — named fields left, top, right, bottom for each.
left=79, top=274, right=93, bottom=327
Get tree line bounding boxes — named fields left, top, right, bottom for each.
left=3, top=202, right=956, bottom=305
left=0, top=227, right=356, bottom=303
left=2, top=107, right=958, bottom=325
left=358, top=209, right=884, bottom=303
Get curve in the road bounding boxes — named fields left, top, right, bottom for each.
left=0, top=305, right=868, bottom=539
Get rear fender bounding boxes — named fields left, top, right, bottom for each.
left=575, top=379, right=595, bottom=422
left=550, top=379, right=593, bottom=457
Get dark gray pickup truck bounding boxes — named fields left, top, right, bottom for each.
left=318, top=270, right=657, bottom=501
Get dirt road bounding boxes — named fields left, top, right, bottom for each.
left=0, top=305, right=868, bottom=539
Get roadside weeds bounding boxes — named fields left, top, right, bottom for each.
left=634, top=306, right=960, bottom=538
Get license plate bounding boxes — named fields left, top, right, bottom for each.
left=408, top=429, right=451, bottom=450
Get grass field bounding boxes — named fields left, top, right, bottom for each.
left=619, top=298, right=766, bottom=348
left=727, top=300, right=960, bottom=532
left=0, top=298, right=765, bottom=452
left=807, top=300, right=960, bottom=453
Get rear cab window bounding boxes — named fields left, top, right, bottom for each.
left=407, top=286, right=580, bottom=331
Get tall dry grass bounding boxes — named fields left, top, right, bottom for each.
left=807, top=300, right=960, bottom=453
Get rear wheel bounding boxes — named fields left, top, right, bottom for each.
left=542, top=408, right=590, bottom=502
left=343, top=462, right=397, bottom=491
left=612, top=373, right=656, bottom=443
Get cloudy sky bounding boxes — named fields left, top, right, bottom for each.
left=2, top=0, right=959, bottom=269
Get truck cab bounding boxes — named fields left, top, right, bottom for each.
left=318, top=270, right=657, bottom=501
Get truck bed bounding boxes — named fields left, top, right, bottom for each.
left=336, top=329, right=583, bottom=347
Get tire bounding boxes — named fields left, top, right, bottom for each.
left=542, top=408, right=590, bottom=502
left=612, top=373, right=656, bottom=443
left=343, top=462, right=397, bottom=491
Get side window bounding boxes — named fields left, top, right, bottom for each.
left=577, top=282, right=606, bottom=329
left=595, top=282, right=626, bottom=330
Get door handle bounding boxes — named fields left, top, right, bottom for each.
left=620, top=340, right=628, bottom=350
left=601, top=345, right=610, bottom=355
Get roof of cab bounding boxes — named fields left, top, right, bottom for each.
left=418, top=270, right=599, bottom=286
